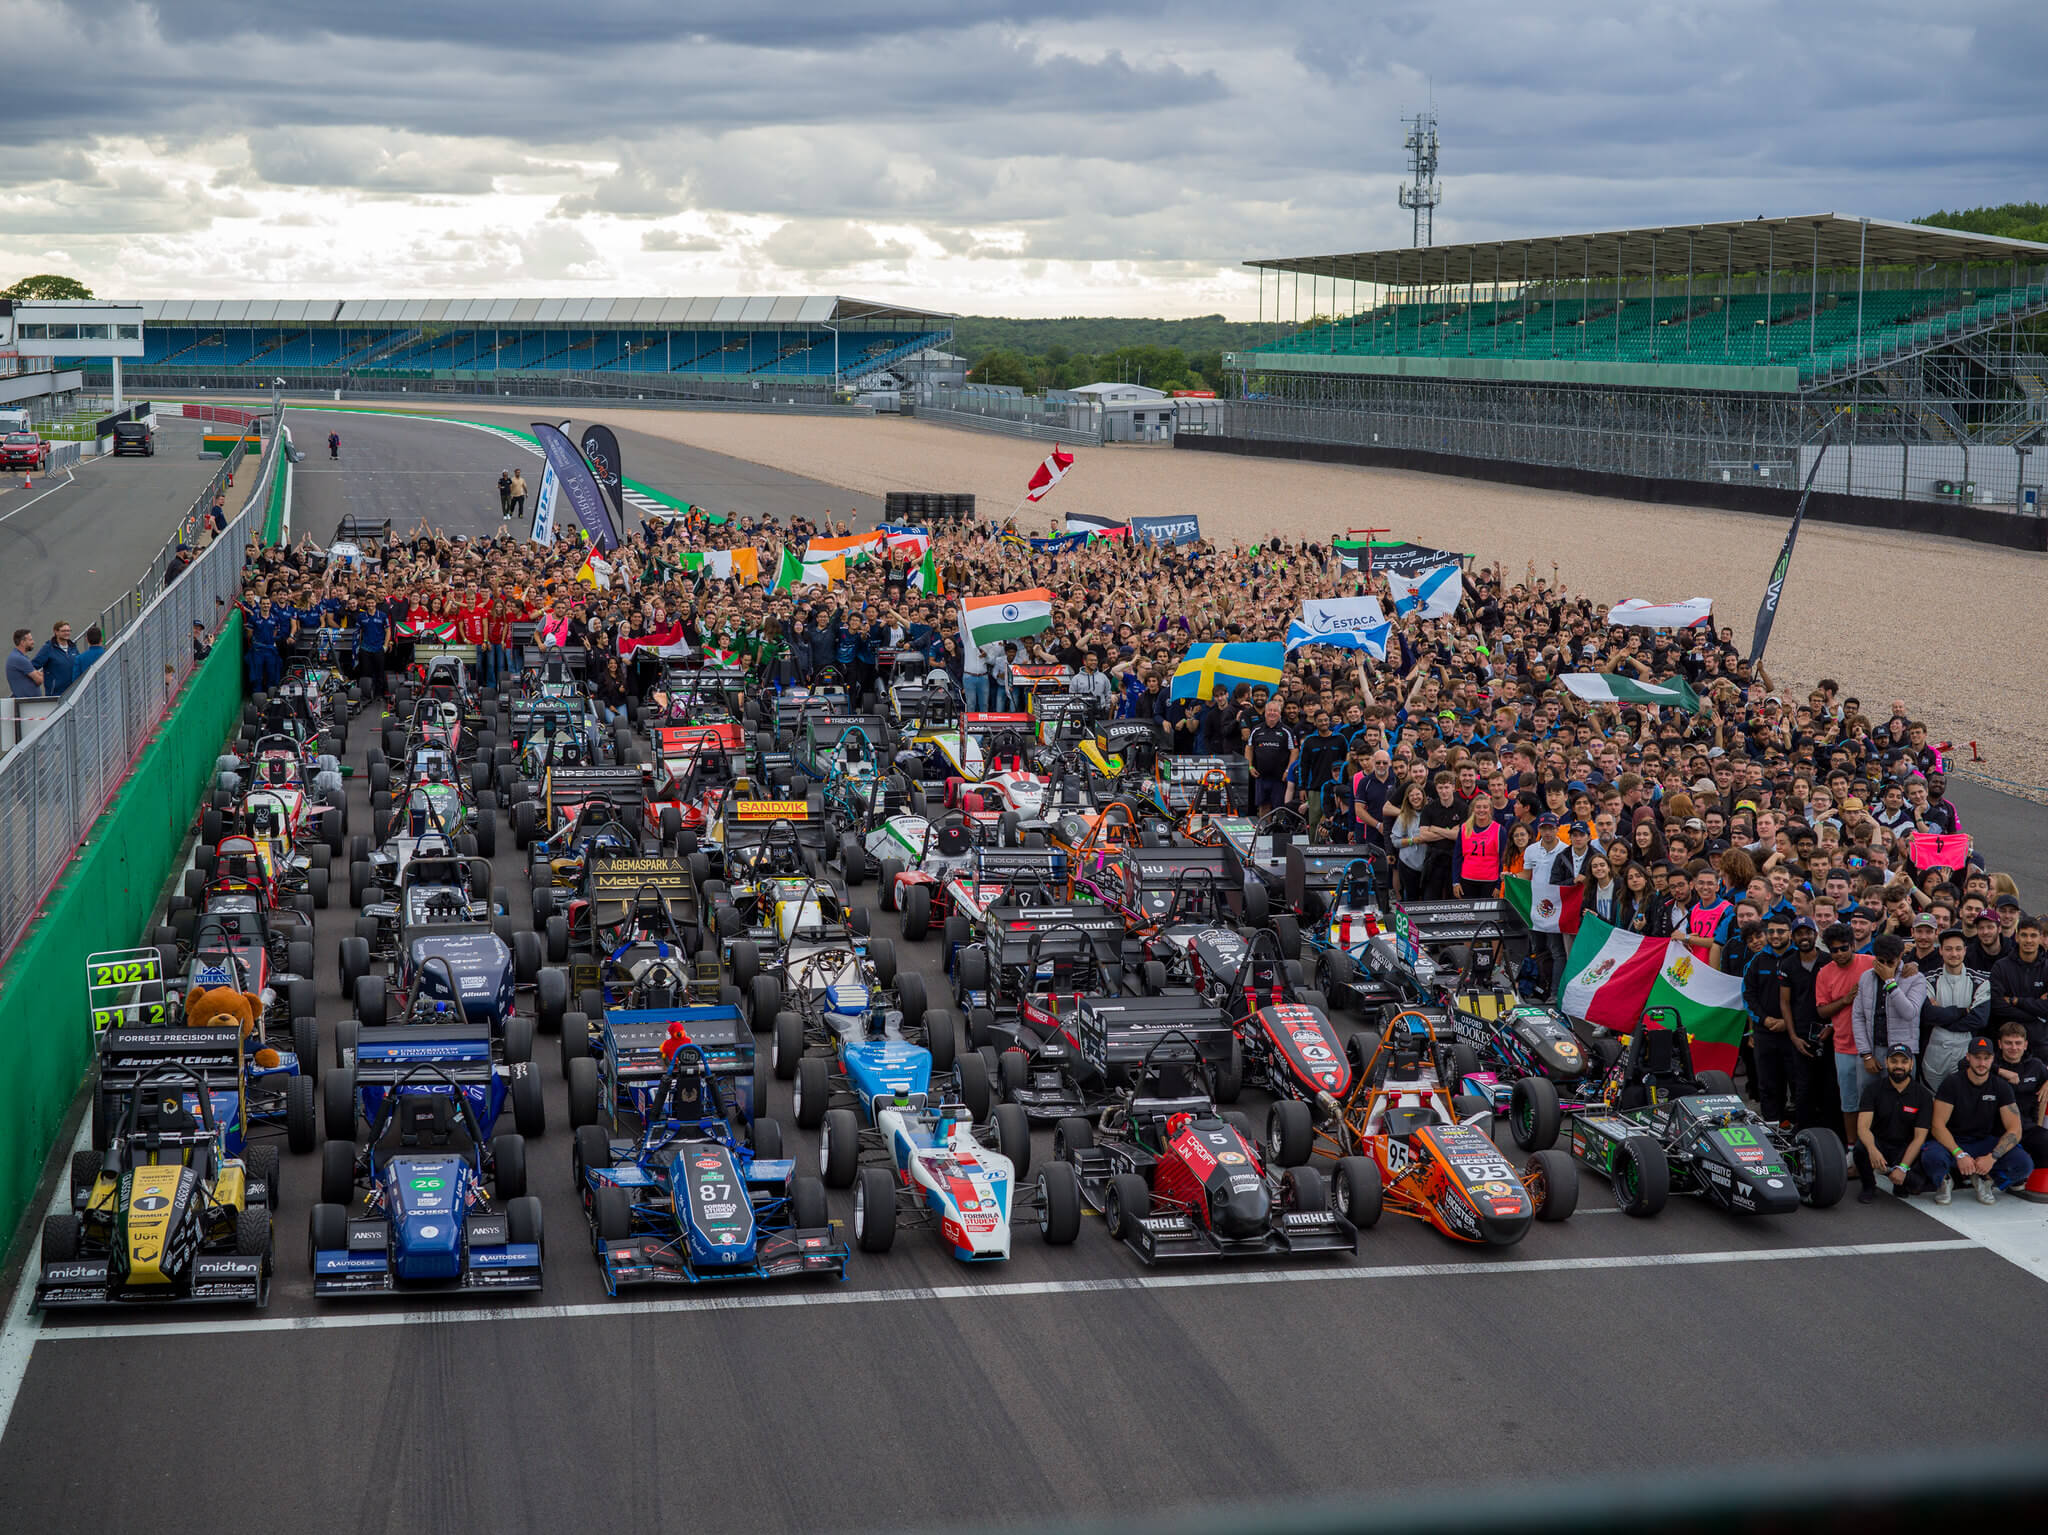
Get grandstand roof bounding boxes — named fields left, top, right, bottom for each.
left=130, top=295, right=952, bottom=326
left=1249, top=215, right=2048, bottom=286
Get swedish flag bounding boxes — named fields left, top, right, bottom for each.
left=1169, top=641, right=1287, bottom=702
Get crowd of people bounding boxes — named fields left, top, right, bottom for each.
left=236, top=495, right=2046, bottom=1209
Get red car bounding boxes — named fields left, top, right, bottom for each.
left=0, top=432, right=50, bottom=472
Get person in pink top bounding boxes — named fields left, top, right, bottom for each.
left=1815, top=921, right=1877, bottom=1149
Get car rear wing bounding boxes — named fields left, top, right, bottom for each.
left=601, top=1006, right=752, bottom=1082
left=86, top=947, right=172, bottom=1034
left=1008, top=664, right=1069, bottom=694
left=507, top=701, right=586, bottom=741
left=95, top=1026, right=246, bottom=1093
left=973, top=846, right=1069, bottom=887
left=722, top=796, right=827, bottom=842
left=772, top=690, right=853, bottom=733
left=334, top=515, right=393, bottom=553
left=1031, top=693, right=1096, bottom=730
left=1154, top=754, right=1248, bottom=811
left=1122, top=847, right=1233, bottom=891
left=545, top=767, right=647, bottom=820
left=983, top=903, right=1124, bottom=964
left=655, top=721, right=742, bottom=759
left=802, top=713, right=888, bottom=756
left=1284, top=845, right=1390, bottom=914
left=1390, top=898, right=1520, bottom=947
left=1071, top=996, right=1235, bottom=1074
left=347, top=1024, right=495, bottom=1082
left=587, top=856, right=699, bottom=921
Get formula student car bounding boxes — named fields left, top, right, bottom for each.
left=211, top=733, right=346, bottom=853
left=1320, top=1008, right=1578, bottom=1245
left=39, top=1063, right=273, bottom=1309
left=1201, top=926, right=1352, bottom=1131
left=863, top=812, right=1003, bottom=935
left=155, top=858, right=319, bottom=1038
left=309, top=1060, right=542, bottom=1297
left=1057, top=1032, right=1356, bottom=1263
left=1561, top=1012, right=1847, bottom=1217
left=1299, top=850, right=1403, bottom=1018
left=575, top=1035, right=845, bottom=1292
left=643, top=721, right=745, bottom=849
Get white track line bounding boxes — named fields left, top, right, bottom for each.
left=29, top=1238, right=1979, bottom=1344
left=0, top=469, right=78, bottom=525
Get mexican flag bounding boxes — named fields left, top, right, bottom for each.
left=1504, top=870, right=1583, bottom=935
left=1559, top=673, right=1703, bottom=713
left=1558, top=915, right=1747, bottom=1074
left=958, top=588, right=1053, bottom=649
left=910, top=546, right=942, bottom=594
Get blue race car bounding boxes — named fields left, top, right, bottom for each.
left=574, top=1037, right=846, bottom=1293
left=309, top=1058, right=542, bottom=1297
left=565, top=998, right=767, bottom=1148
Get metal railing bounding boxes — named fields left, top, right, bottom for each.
left=93, top=428, right=255, bottom=646
left=922, top=385, right=1104, bottom=444
left=0, top=405, right=280, bottom=965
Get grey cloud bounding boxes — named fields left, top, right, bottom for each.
left=642, top=229, right=724, bottom=253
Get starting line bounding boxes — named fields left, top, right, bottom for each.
left=29, top=1238, right=1980, bottom=1344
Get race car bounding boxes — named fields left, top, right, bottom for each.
left=39, top=1062, right=272, bottom=1309
left=575, top=1034, right=845, bottom=1292
left=951, top=897, right=1133, bottom=1058
left=643, top=721, right=744, bottom=849
left=347, top=788, right=492, bottom=907
left=545, top=854, right=704, bottom=992
left=862, top=812, right=1004, bottom=935
left=702, top=794, right=829, bottom=884
left=309, top=1059, right=542, bottom=1297
left=1562, top=1012, right=1847, bottom=1217
left=1057, top=1033, right=1356, bottom=1262
left=0, top=431, right=51, bottom=472
left=198, top=808, right=332, bottom=911
left=326, top=965, right=546, bottom=1139
left=1299, top=850, right=1404, bottom=1018
left=155, top=860, right=318, bottom=1038
left=210, top=733, right=346, bottom=853
left=1197, top=925, right=1350, bottom=1120
left=1317, top=1007, right=1577, bottom=1245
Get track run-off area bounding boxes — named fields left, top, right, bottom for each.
left=2, top=408, right=2044, bottom=1535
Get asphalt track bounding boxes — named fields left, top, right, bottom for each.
left=2, top=409, right=2044, bottom=1533
left=0, top=415, right=220, bottom=643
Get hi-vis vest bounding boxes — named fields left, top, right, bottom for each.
left=1459, top=822, right=1503, bottom=882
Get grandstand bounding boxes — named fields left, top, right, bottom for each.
left=1212, top=215, right=2048, bottom=511
left=85, top=295, right=952, bottom=402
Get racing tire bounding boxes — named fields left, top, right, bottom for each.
left=371, top=791, right=392, bottom=829
left=513, top=801, right=537, bottom=849
left=594, top=1185, right=632, bottom=1246
left=1284, top=1165, right=1328, bottom=1214
left=1449, top=1039, right=1483, bottom=1091
left=532, top=885, right=556, bottom=920
left=1332, top=1157, right=1383, bottom=1229
left=1242, top=879, right=1269, bottom=928
left=966, top=1007, right=996, bottom=1052
left=201, top=808, right=224, bottom=846
left=510, top=1065, right=545, bottom=1137
left=791, top=1176, right=829, bottom=1231
left=367, top=759, right=391, bottom=795
left=998, top=1048, right=1029, bottom=1096
left=1298, top=987, right=1329, bottom=1017
left=507, top=1197, right=543, bottom=1249
left=1612, top=1135, right=1670, bottom=1218
left=456, top=835, right=479, bottom=859
left=878, top=859, right=903, bottom=912
left=560, top=1011, right=591, bottom=1076
left=773, top=1012, right=805, bottom=1080
left=1452, top=1095, right=1490, bottom=1122
left=1105, top=1173, right=1151, bottom=1240
left=821, top=1108, right=860, bottom=1188
left=715, top=905, right=746, bottom=940
left=1321, top=949, right=1356, bottom=1005
left=243, top=1144, right=282, bottom=1209
left=349, top=860, right=371, bottom=908
left=475, top=814, right=495, bottom=858
left=285, top=1075, right=317, bottom=1156
left=751, top=1116, right=783, bottom=1160
left=719, top=983, right=742, bottom=1011
left=657, top=805, right=682, bottom=850
left=324, top=1069, right=357, bottom=1142
left=854, top=1166, right=897, bottom=1253
left=349, top=833, right=372, bottom=867
left=321, top=1138, right=357, bottom=1205
left=923, top=1010, right=956, bottom=1075
left=957, top=948, right=990, bottom=999
left=994, top=1102, right=1032, bottom=1175
left=901, top=884, right=932, bottom=942
left=309, top=867, right=330, bottom=909
left=944, top=914, right=970, bottom=965
left=492, top=1134, right=528, bottom=1200
left=729, top=940, right=759, bottom=993
left=70, top=1149, right=102, bottom=1203
left=1037, top=1163, right=1081, bottom=1245
left=675, top=828, right=697, bottom=857
left=545, top=915, right=568, bottom=964
left=1525, top=1149, right=1579, bottom=1223
left=687, top=851, right=712, bottom=891
left=840, top=835, right=867, bottom=885
left=1213, top=1038, right=1244, bottom=1104
left=1266, top=1098, right=1312, bottom=1168
left=1272, top=912, right=1302, bottom=959
left=1023, top=831, right=1047, bottom=850
left=896, top=971, right=926, bottom=1034
left=292, top=1015, right=321, bottom=1084
left=309, top=1205, right=347, bottom=1263
left=567, top=1056, right=599, bottom=1130
left=1509, top=1076, right=1563, bottom=1152
left=354, top=976, right=386, bottom=1030
left=1054, top=1117, right=1093, bottom=1161
left=848, top=907, right=871, bottom=938
left=1345, top=1030, right=1382, bottom=1078
left=333, top=1018, right=358, bottom=1069
left=288, top=941, right=315, bottom=985
left=504, top=1014, right=536, bottom=1067
left=1140, top=960, right=1168, bottom=997
left=41, top=1209, right=90, bottom=1270
left=868, top=936, right=896, bottom=988
left=289, top=977, right=317, bottom=1026
left=1697, top=1069, right=1738, bottom=1099
left=512, top=930, right=542, bottom=988
left=573, top=1124, right=611, bottom=1187
left=494, top=912, right=515, bottom=948
left=1793, top=1127, right=1849, bottom=1209
left=794, top=1056, right=829, bottom=1130
left=534, top=964, right=566, bottom=1033
left=957, top=1052, right=994, bottom=1123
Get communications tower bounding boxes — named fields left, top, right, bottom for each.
left=1398, top=111, right=1442, bottom=248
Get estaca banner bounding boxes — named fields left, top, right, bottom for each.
left=533, top=421, right=617, bottom=552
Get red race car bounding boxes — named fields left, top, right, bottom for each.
left=0, top=432, right=51, bottom=472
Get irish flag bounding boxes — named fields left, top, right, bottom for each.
left=1505, top=870, right=1583, bottom=935
left=959, top=589, right=1053, bottom=649
left=807, top=532, right=880, bottom=566
left=1025, top=445, right=1075, bottom=502
left=910, top=546, right=942, bottom=594
left=1558, top=915, right=1747, bottom=1074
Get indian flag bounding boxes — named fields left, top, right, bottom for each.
left=959, top=588, right=1053, bottom=649
left=910, top=546, right=942, bottom=594
left=1558, top=915, right=1747, bottom=1074
left=1559, top=673, right=1703, bottom=713
left=1504, top=870, right=1583, bottom=935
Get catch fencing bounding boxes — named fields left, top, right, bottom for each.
left=0, top=405, right=278, bottom=964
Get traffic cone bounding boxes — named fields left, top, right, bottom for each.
left=2019, top=1166, right=2048, bottom=1204
left=20, top=474, right=30, bottom=490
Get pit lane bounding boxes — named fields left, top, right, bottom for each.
left=1, top=409, right=2042, bottom=1531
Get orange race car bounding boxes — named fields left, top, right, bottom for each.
left=1308, top=1007, right=1578, bottom=1245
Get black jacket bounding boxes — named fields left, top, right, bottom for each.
left=1989, top=952, right=2048, bottom=1043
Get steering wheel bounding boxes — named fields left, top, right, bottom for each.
left=788, top=948, right=858, bottom=990
left=1254, top=805, right=1309, bottom=836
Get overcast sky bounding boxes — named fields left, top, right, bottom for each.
left=1, top=0, right=2039, bottom=316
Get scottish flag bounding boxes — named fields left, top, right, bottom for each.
left=1284, top=620, right=1388, bottom=660
left=1391, top=562, right=1464, bottom=619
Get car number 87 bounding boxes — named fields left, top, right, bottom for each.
left=1451, top=1159, right=1514, bottom=1183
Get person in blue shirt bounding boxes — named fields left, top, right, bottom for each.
left=355, top=600, right=390, bottom=697
left=243, top=598, right=291, bottom=691
left=33, top=621, right=80, bottom=697
left=72, top=626, right=105, bottom=679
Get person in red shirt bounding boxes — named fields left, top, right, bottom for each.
left=457, top=590, right=492, bottom=683
left=1815, top=921, right=1877, bottom=1149
left=1453, top=792, right=1505, bottom=899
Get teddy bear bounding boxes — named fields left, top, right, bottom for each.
left=183, top=985, right=281, bottom=1069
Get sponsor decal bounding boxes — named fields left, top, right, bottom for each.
left=1218, top=1151, right=1246, bottom=1165
left=694, top=1156, right=721, bottom=1170
left=419, top=1224, right=441, bottom=1239
left=736, top=799, right=810, bottom=820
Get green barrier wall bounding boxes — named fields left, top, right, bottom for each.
left=0, top=613, right=245, bottom=1246
left=261, top=440, right=291, bottom=545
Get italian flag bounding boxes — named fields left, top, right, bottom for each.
left=910, top=546, right=942, bottom=594
left=1559, top=673, right=1703, bottom=713
left=959, top=589, right=1053, bottom=649
left=1558, top=915, right=1747, bottom=1074
left=1504, top=870, right=1583, bottom=935
left=771, top=546, right=842, bottom=590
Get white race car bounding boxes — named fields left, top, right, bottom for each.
left=852, top=1098, right=1081, bottom=1260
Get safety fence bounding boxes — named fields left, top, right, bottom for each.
left=0, top=419, right=273, bottom=965
left=92, top=429, right=260, bottom=647
left=0, top=610, right=245, bottom=1254
left=921, top=386, right=1105, bottom=445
